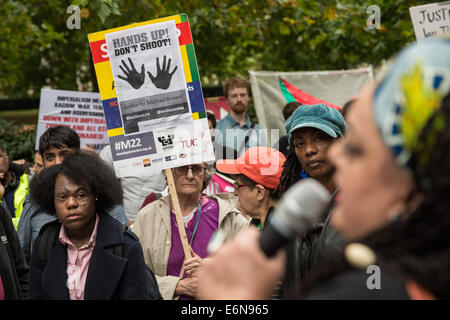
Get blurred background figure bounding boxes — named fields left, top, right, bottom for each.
left=215, top=77, right=266, bottom=157
left=0, top=201, right=29, bottom=300
left=99, top=144, right=167, bottom=226
left=0, top=143, right=29, bottom=230
left=204, top=111, right=236, bottom=195
left=30, top=151, right=43, bottom=177
left=272, top=101, right=302, bottom=157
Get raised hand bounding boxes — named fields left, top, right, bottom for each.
left=118, top=57, right=145, bottom=90
left=147, top=55, right=178, bottom=90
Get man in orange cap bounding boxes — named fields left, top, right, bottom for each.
left=216, top=147, right=285, bottom=230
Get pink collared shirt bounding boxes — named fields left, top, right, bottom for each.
left=59, top=214, right=99, bottom=300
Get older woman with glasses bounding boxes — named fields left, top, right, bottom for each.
left=131, top=162, right=248, bottom=300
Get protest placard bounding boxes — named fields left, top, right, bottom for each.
left=89, top=15, right=215, bottom=260
left=35, top=89, right=109, bottom=152
left=409, top=1, right=450, bottom=41
left=88, top=14, right=215, bottom=178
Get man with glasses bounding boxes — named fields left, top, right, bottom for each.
left=216, top=147, right=285, bottom=230
left=132, top=162, right=248, bottom=300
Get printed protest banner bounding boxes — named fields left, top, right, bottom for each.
left=409, top=1, right=450, bottom=41
left=249, top=68, right=373, bottom=143
left=35, top=89, right=108, bottom=152
left=88, top=14, right=215, bottom=178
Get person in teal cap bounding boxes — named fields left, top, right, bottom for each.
left=274, top=102, right=348, bottom=298
left=277, top=103, right=347, bottom=196
left=196, top=36, right=450, bottom=300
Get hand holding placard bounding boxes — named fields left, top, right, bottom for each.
left=118, top=57, right=146, bottom=90
left=148, top=55, right=178, bottom=90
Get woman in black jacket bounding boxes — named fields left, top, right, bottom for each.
left=0, top=202, right=29, bottom=299
left=275, top=103, right=348, bottom=298
left=28, top=152, right=151, bottom=300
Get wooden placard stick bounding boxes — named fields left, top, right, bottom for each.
left=165, top=168, right=192, bottom=261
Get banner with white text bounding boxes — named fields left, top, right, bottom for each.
left=35, top=89, right=108, bottom=152
left=409, top=1, right=450, bottom=41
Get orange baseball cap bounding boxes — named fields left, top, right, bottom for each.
left=216, top=147, right=286, bottom=190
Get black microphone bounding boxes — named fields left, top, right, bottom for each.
left=259, top=178, right=331, bottom=257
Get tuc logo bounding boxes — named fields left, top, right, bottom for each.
left=180, top=138, right=198, bottom=148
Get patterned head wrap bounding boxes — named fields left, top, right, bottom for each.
left=373, top=36, right=450, bottom=190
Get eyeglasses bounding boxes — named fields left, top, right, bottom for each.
left=233, top=182, right=254, bottom=190
left=174, top=165, right=206, bottom=176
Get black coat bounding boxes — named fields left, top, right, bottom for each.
left=29, top=212, right=150, bottom=300
left=0, top=203, right=29, bottom=299
left=282, top=190, right=347, bottom=298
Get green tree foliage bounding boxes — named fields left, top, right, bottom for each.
left=0, top=119, right=36, bottom=162
left=0, top=0, right=438, bottom=98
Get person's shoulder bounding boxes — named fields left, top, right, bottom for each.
left=99, top=144, right=113, bottom=166
left=0, top=202, right=11, bottom=226
left=208, top=192, right=237, bottom=208
left=9, top=162, right=27, bottom=177
left=253, top=122, right=263, bottom=129
left=123, top=227, right=140, bottom=243
left=37, top=219, right=61, bottom=240
left=216, top=115, right=232, bottom=127
left=135, top=195, right=170, bottom=221
left=211, top=193, right=248, bottom=223
left=142, top=195, right=169, bottom=212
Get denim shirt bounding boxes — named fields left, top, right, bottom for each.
left=215, top=113, right=267, bottom=157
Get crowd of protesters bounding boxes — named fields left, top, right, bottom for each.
left=1, top=35, right=450, bottom=301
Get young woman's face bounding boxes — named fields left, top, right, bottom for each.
left=328, top=84, right=415, bottom=240
left=292, top=127, right=334, bottom=179
left=54, top=173, right=97, bottom=232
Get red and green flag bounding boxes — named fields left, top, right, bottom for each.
left=279, top=76, right=342, bottom=110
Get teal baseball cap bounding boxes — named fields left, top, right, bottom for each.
left=285, top=103, right=347, bottom=143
